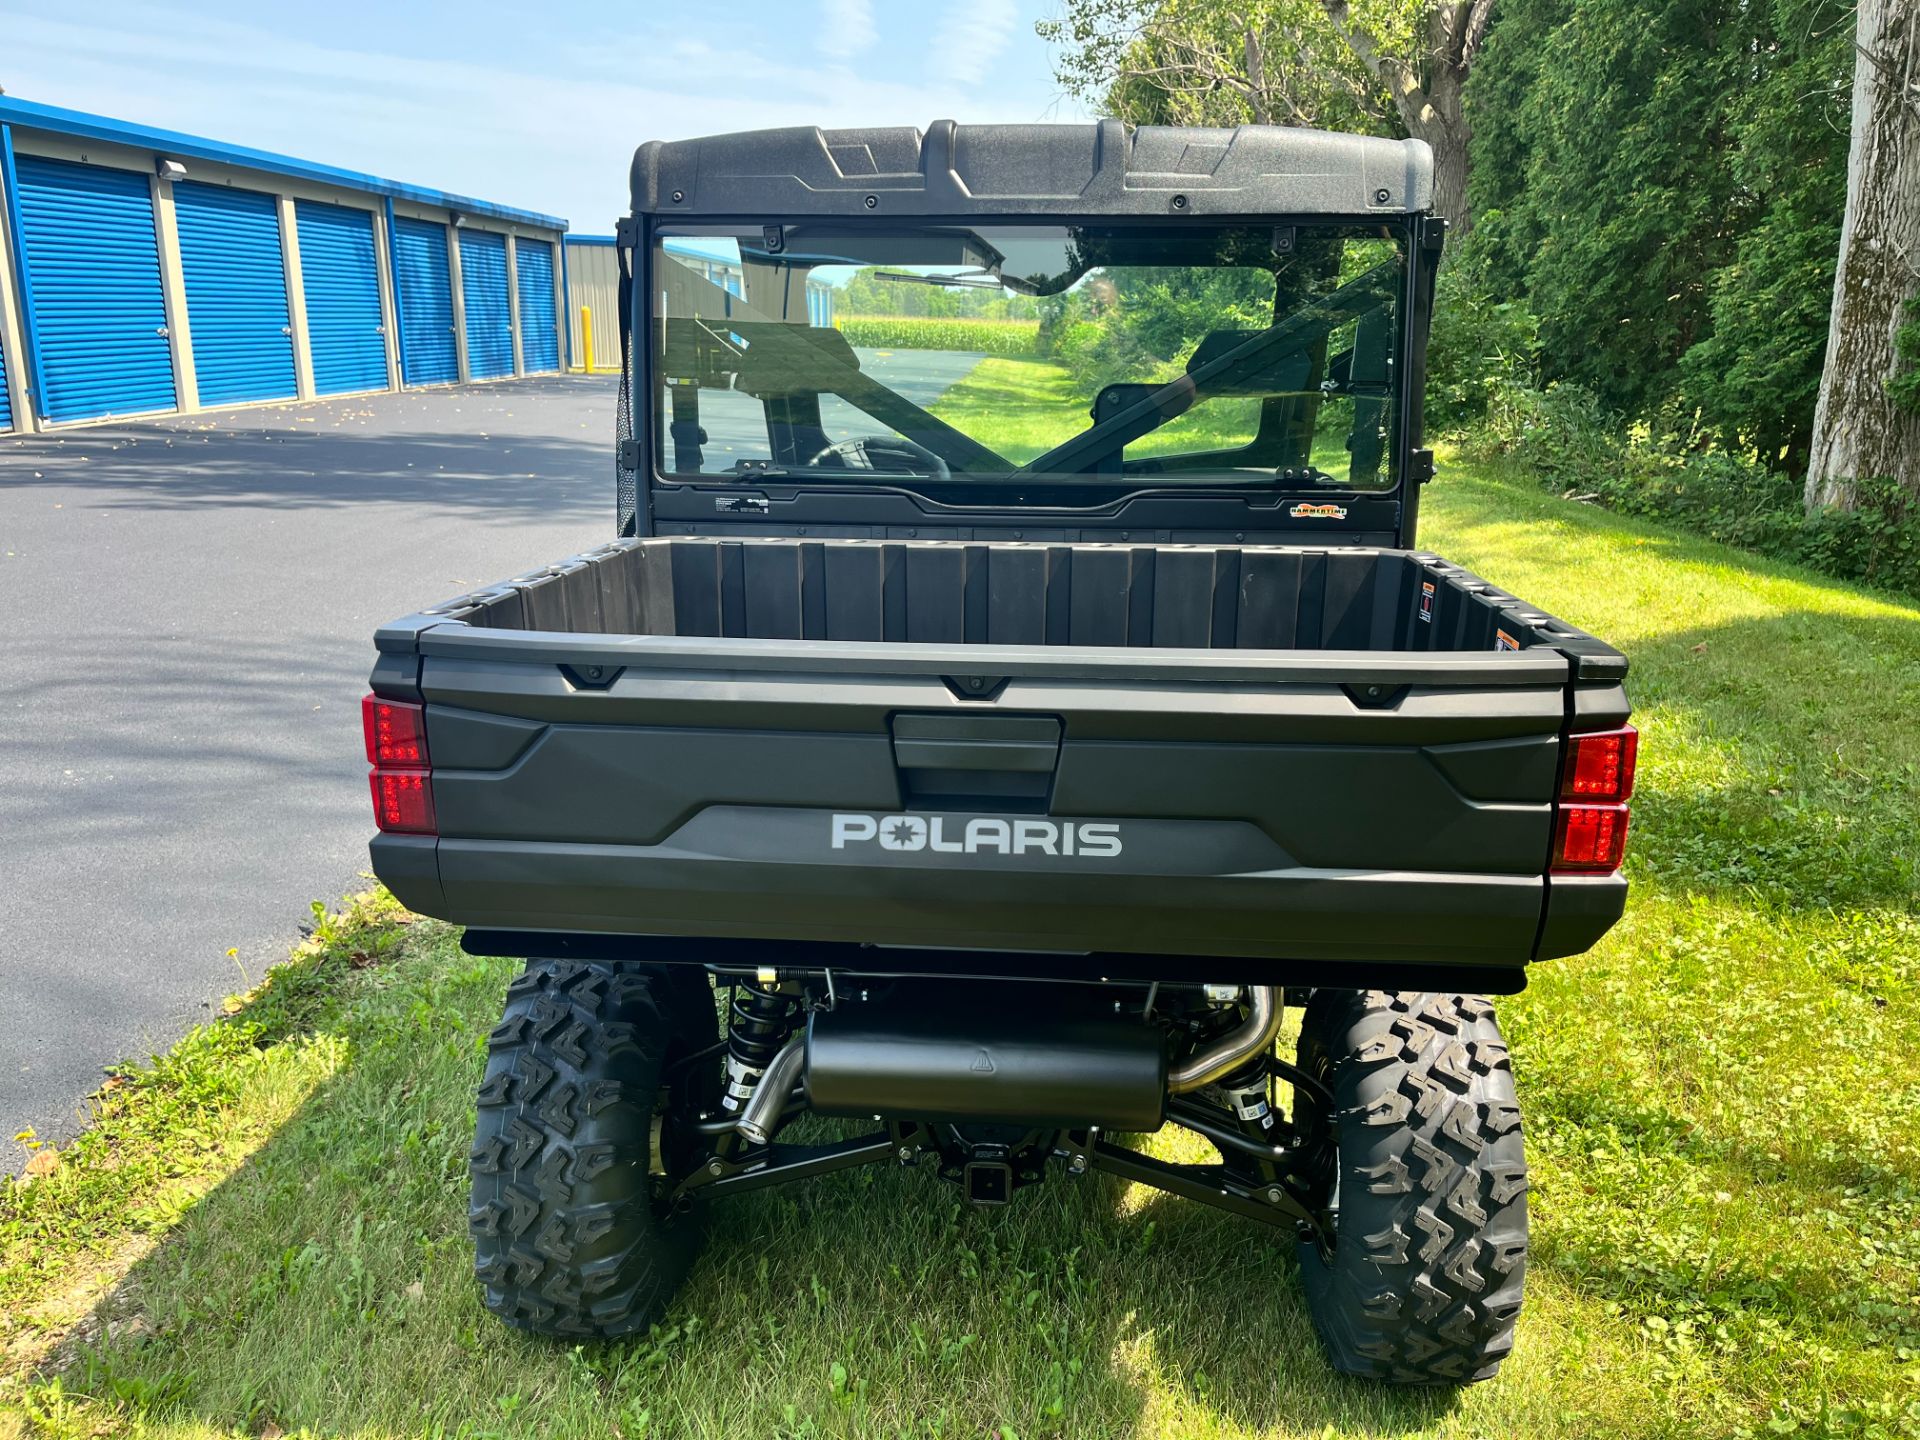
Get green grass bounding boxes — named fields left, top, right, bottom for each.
left=5, top=461, right=1920, bottom=1439
left=928, top=356, right=1084, bottom=464
left=931, top=355, right=1370, bottom=476
left=838, top=317, right=1042, bottom=357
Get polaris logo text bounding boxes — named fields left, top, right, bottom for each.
left=832, top=814, right=1123, bottom=858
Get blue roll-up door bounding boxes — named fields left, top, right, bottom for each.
left=0, top=303, right=12, bottom=431
left=12, top=155, right=176, bottom=423
left=459, top=229, right=512, bottom=379
left=173, top=181, right=296, bottom=407
left=392, top=217, right=457, bottom=386
left=515, top=238, right=558, bottom=373
left=295, top=200, right=388, bottom=395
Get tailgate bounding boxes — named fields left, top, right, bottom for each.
left=371, top=626, right=1579, bottom=978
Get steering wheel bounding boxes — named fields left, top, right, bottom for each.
left=806, top=435, right=952, bottom=479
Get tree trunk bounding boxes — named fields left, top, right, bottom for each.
left=1426, top=127, right=1471, bottom=235
left=1805, top=0, right=1920, bottom=510
left=1404, top=71, right=1472, bottom=234
left=1319, top=0, right=1486, bottom=233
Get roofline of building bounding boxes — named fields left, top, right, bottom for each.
left=567, top=234, right=618, bottom=245
left=0, top=96, right=569, bottom=232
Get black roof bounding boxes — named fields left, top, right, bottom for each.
left=631, top=119, right=1433, bottom=221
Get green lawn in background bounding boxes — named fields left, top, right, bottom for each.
left=928, top=355, right=1084, bottom=463
left=930, top=355, right=1372, bottom=479
left=3, top=461, right=1919, bottom=1439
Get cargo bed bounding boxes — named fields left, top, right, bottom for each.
left=368, top=536, right=1629, bottom=990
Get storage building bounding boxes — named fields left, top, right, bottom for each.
left=0, top=98, right=570, bottom=434
left=563, top=234, right=836, bottom=375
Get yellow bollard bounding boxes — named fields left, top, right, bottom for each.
left=580, top=306, right=595, bottom=374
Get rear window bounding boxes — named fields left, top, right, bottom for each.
left=652, top=223, right=1408, bottom=504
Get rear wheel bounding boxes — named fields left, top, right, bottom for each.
left=1292, top=990, right=1528, bottom=1384
left=469, top=959, right=717, bottom=1337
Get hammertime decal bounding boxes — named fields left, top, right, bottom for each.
left=1289, top=502, right=1348, bottom=520
left=832, top=814, right=1123, bottom=858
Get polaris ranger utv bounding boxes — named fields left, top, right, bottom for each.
left=364, top=121, right=1634, bottom=1384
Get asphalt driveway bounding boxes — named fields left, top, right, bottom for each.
left=683, top=347, right=988, bottom=468
left=0, top=376, right=616, bottom=1157
left=0, top=350, right=990, bottom=1161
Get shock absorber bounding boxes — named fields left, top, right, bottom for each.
left=1215, top=1054, right=1279, bottom=1138
left=1192, top=986, right=1282, bottom=1177
left=720, top=973, right=801, bottom=1118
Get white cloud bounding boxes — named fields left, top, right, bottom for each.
left=818, top=0, right=878, bottom=59
left=933, top=0, right=1020, bottom=86
left=0, top=0, right=1077, bottom=225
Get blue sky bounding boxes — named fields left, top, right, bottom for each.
left=0, top=1, right=1086, bottom=232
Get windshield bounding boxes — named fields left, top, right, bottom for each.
left=651, top=223, right=1407, bottom=498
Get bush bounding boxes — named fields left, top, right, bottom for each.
left=1892, top=296, right=1920, bottom=415
left=1426, top=267, right=1541, bottom=432
left=1042, top=317, right=1161, bottom=398
left=1469, top=380, right=1920, bottom=600
left=836, top=316, right=1040, bottom=356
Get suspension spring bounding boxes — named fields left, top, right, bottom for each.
left=721, top=978, right=801, bottom=1113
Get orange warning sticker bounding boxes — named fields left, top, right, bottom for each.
left=1495, top=629, right=1520, bottom=651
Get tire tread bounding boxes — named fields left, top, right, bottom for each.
left=468, top=959, right=711, bottom=1338
left=1296, top=990, right=1528, bottom=1385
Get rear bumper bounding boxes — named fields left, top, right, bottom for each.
left=372, top=800, right=1625, bottom=986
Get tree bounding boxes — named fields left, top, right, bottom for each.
left=1676, top=0, right=1853, bottom=470
left=1321, top=0, right=1494, bottom=228
left=1804, top=0, right=1920, bottom=510
left=1465, top=0, right=1748, bottom=420
left=1041, top=1, right=1386, bottom=134
left=1038, top=0, right=1496, bottom=230
left=1465, top=0, right=1853, bottom=459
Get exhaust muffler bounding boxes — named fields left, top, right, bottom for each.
left=801, top=995, right=1167, bottom=1133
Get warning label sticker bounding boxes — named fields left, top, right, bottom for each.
left=1419, top=581, right=1436, bottom=624
left=1495, top=629, right=1521, bottom=651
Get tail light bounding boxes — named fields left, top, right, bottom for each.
left=1552, top=724, right=1636, bottom=873
left=1561, top=725, right=1636, bottom=803
left=363, top=695, right=429, bottom=766
left=363, top=695, right=435, bottom=835
left=1553, top=803, right=1629, bottom=871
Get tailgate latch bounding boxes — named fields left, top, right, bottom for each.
left=890, top=713, right=1062, bottom=808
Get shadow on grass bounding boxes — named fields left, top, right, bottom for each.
left=30, top=491, right=1920, bottom=1434
left=1601, top=611, right=1920, bottom=910
left=40, top=941, right=1462, bottom=1439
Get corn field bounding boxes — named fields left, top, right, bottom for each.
left=837, top=315, right=1041, bottom=356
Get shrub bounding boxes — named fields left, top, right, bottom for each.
left=836, top=316, right=1040, bottom=357
left=1468, top=381, right=1920, bottom=601
left=1891, top=296, right=1920, bottom=415
left=1426, top=267, right=1542, bottom=432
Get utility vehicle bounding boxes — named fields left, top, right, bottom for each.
left=364, top=120, right=1633, bottom=1384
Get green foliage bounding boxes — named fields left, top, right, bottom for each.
left=1425, top=256, right=1541, bottom=431
left=834, top=316, right=1040, bottom=357
left=1891, top=296, right=1920, bottom=416
left=1037, top=0, right=1391, bottom=135
left=1471, top=380, right=1920, bottom=597
left=1465, top=0, right=1854, bottom=466
left=1032, top=259, right=1280, bottom=397
left=1676, top=0, right=1854, bottom=464
left=833, top=268, right=1040, bottom=323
